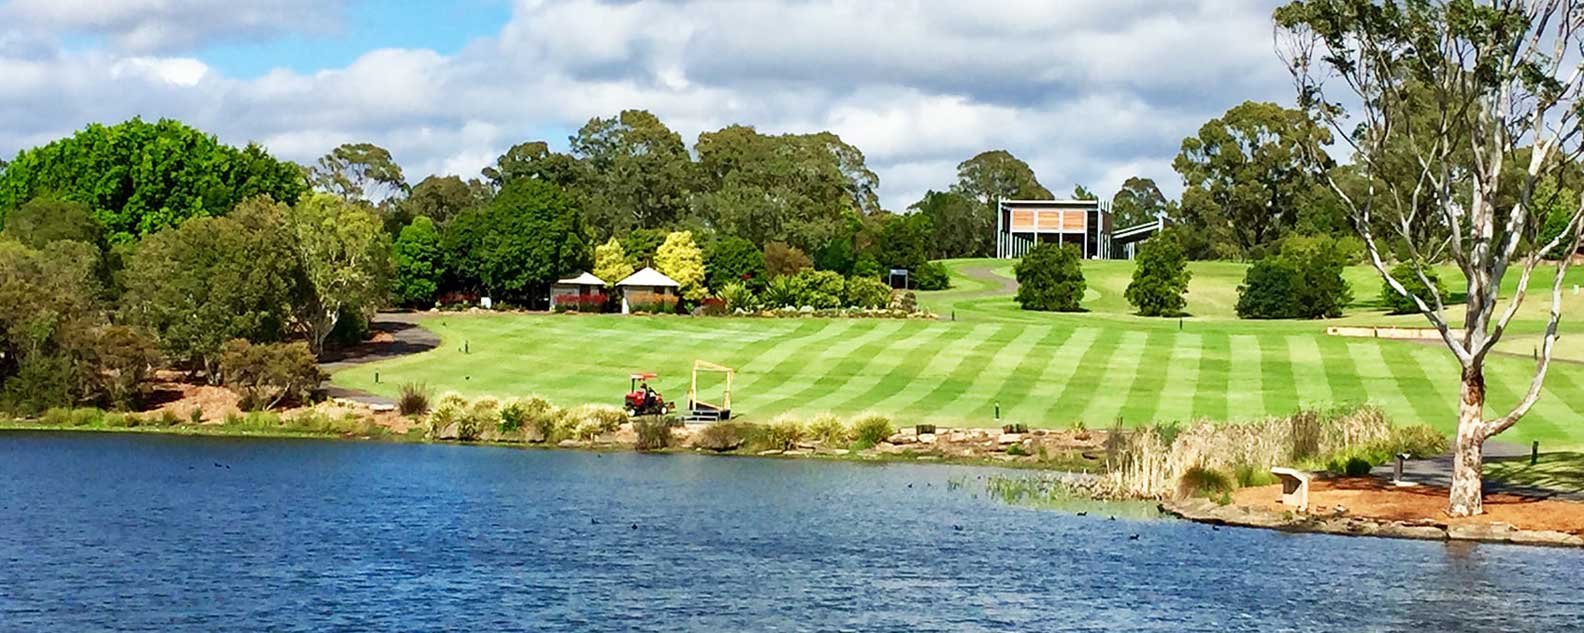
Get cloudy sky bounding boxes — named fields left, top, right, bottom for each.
left=0, top=0, right=1294, bottom=211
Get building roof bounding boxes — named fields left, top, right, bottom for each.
left=554, top=271, right=607, bottom=286
left=615, top=267, right=680, bottom=288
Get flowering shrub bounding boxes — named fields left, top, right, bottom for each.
left=626, top=290, right=679, bottom=313
left=553, top=292, right=607, bottom=313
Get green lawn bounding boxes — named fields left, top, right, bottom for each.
left=334, top=258, right=1584, bottom=448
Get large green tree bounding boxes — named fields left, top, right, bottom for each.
left=309, top=143, right=408, bottom=204
left=1015, top=243, right=1085, bottom=312
left=483, top=140, right=586, bottom=190
left=1172, top=101, right=1333, bottom=259
left=119, top=197, right=305, bottom=381
left=443, top=179, right=591, bottom=303
left=1278, top=0, right=1584, bottom=516
left=0, top=239, right=106, bottom=412
left=399, top=175, right=490, bottom=226
left=393, top=216, right=444, bottom=308
left=1111, top=177, right=1171, bottom=229
left=704, top=235, right=767, bottom=292
left=0, top=118, right=305, bottom=243
left=2, top=198, right=104, bottom=250
left=287, top=193, right=393, bottom=355
left=1124, top=232, right=1191, bottom=317
left=691, top=125, right=876, bottom=252
left=570, top=110, right=692, bottom=236
left=911, top=190, right=986, bottom=258
left=949, top=150, right=1053, bottom=256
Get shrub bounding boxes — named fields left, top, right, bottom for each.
left=1327, top=454, right=1377, bottom=477
left=808, top=413, right=850, bottom=446
left=398, top=383, right=431, bottom=416
left=1380, top=262, right=1448, bottom=315
left=1235, top=258, right=1302, bottom=318
left=510, top=396, right=559, bottom=442
left=718, top=281, right=757, bottom=312
left=1006, top=443, right=1028, bottom=456
left=565, top=404, right=625, bottom=441
left=42, top=407, right=71, bottom=425
left=790, top=269, right=845, bottom=309
left=704, top=236, right=767, bottom=293
left=1124, top=232, right=1191, bottom=317
left=498, top=399, right=527, bottom=433
left=189, top=407, right=204, bottom=425
left=764, top=416, right=807, bottom=450
left=764, top=241, right=812, bottom=278
left=428, top=396, right=465, bottom=439
left=0, top=355, right=78, bottom=416
left=1383, top=424, right=1449, bottom=459
left=889, top=291, right=918, bottom=313
left=1176, top=466, right=1233, bottom=499
left=635, top=416, right=674, bottom=451
left=850, top=414, right=894, bottom=448
left=1014, top=243, right=1085, bottom=311
left=1233, top=463, right=1279, bottom=488
left=693, top=421, right=749, bottom=452
left=843, top=276, right=892, bottom=309
left=219, top=340, right=324, bottom=410
left=914, top=261, right=951, bottom=291
left=761, top=276, right=799, bottom=309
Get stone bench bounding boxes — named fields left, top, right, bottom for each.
left=1270, top=467, right=1311, bottom=513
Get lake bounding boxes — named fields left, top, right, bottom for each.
left=1, top=432, right=1580, bottom=632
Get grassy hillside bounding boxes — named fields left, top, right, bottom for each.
left=335, top=257, right=1584, bottom=448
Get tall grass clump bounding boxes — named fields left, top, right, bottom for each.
left=693, top=421, right=749, bottom=452
left=763, top=415, right=807, bottom=450
left=1383, top=424, right=1449, bottom=459
left=635, top=416, right=674, bottom=451
left=809, top=413, right=850, bottom=446
left=427, top=393, right=466, bottom=439
left=564, top=404, right=625, bottom=442
left=459, top=397, right=500, bottom=442
left=398, top=383, right=431, bottom=416
left=1176, top=465, right=1234, bottom=500
left=850, top=414, right=893, bottom=449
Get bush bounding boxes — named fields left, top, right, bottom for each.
left=0, top=355, right=78, bottom=416
left=843, top=276, right=892, bottom=309
left=1235, top=258, right=1302, bottom=318
left=398, top=383, right=431, bottom=416
left=718, top=281, right=757, bottom=312
left=1006, top=443, right=1028, bottom=456
left=1124, top=233, right=1191, bottom=317
left=764, top=416, right=807, bottom=450
left=219, top=340, right=324, bottom=410
left=1327, top=455, right=1377, bottom=477
left=914, top=261, right=951, bottom=291
left=889, top=290, right=918, bottom=313
left=1236, top=237, right=1354, bottom=319
left=705, top=236, right=767, bottom=293
left=764, top=242, right=812, bottom=278
left=693, top=421, right=749, bottom=452
left=427, top=395, right=465, bottom=439
left=1176, top=466, right=1233, bottom=499
left=809, top=413, right=850, bottom=446
left=565, top=404, right=625, bottom=441
left=790, top=269, right=845, bottom=309
left=1014, top=243, right=1085, bottom=312
left=1232, top=463, right=1279, bottom=488
left=1383, top=424, right=1449, bottom=459
left=1380, top=262, right=1448, bottom=315
left=459, top=397, right=500, bottom=441
left=635, top=416, right=675, bottom=451
left=498, top=399, right=527, bottom=433
left=850, top=414, right=894, bottom=448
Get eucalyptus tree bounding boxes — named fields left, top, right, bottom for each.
left=1277, top=0, right=1584, bottom=516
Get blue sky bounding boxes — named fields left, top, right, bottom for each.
left=0, top=0, right=1293, bottom=211
left=198, top=0, right=511, bottom=78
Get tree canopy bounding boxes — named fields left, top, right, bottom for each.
left=0, top=118, right=305, bottom=243
left=1111, top=177, right=1170, bottom=229
left=443, top=179, right=590, bottom=302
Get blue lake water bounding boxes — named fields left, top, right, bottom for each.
left=1, top=431, right=1581, bottom=632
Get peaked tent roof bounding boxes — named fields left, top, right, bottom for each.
left=615, top=267, right=680, bottom=287
left=555, top=271, right=607, bottom=286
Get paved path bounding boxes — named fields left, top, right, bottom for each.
left=321, top=312, right=439, bottom=406
left=1371, top=440, right=1584, bottom=500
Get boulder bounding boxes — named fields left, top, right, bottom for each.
left=557, top=439, right=580, bottom=448
left=917, top=433, right=937, bottom=445
left=887, top=432, right=918, bottom=445
left=997, top=433, right=1021, bottom=445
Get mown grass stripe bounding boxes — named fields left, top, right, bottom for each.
left=1079, top=330, right=1150, bottom=424
left=1046, top=328, right=1125, bottom=426
left=756, top=320, right=908, bottom=413
left=865, top=323, right=1000, bottom=414
left=1004, top=327, right=1100, bottom=425
left=1119, top=331, right=1173, bottom=423
left=1149, top=333, right=1202, bottom=423
left=937, top=325, right=1053, bottom=419
left=1345, top=342, right=1408, bottom=417
left=1226, top=335, right=1264, bottom=419
left=1286, top=335, right=1332, bottom=409
left=1256, top=335, right=1301, bottom=415
left=984, top=325, right=1073, bottom=420
left=1191, top=333, right=1230, bottom=421
left=1360, top=342, right=1441, bottom=427
left=796, top=323, right=951, bottom=413
left=903, top=325, right=1019, bottom=419
left=734, top=320, right=860, bottom=392
left=1317, top=337, right=1367, bottom=409
left=829, top=323, right=976, bottom=414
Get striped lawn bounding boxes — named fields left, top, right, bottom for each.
left=334, top=313, right=1584, bottom=447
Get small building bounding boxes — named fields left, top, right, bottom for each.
left=550, top=271, right=608, bottom=312
left=615, top=267, right=680, bottom=314
left=995, top=198, right=1169, bottom=260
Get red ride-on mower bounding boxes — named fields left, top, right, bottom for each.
left=624, top=373, right=674, bottom=416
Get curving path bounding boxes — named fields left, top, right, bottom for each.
left=321, top=312, right=440, bottom=406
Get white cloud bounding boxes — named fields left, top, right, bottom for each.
left=0, top=0, right=1297, bottom=211
left=1, top=0, right=348, bottom=53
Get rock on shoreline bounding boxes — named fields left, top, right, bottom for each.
left=1161, top=497, right=1584, bottom=548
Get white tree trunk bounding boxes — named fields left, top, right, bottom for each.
left=1447, top=366, right=1487, bottom=517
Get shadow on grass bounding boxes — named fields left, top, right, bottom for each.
left=1487, top=452, right=1584, bottom=495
